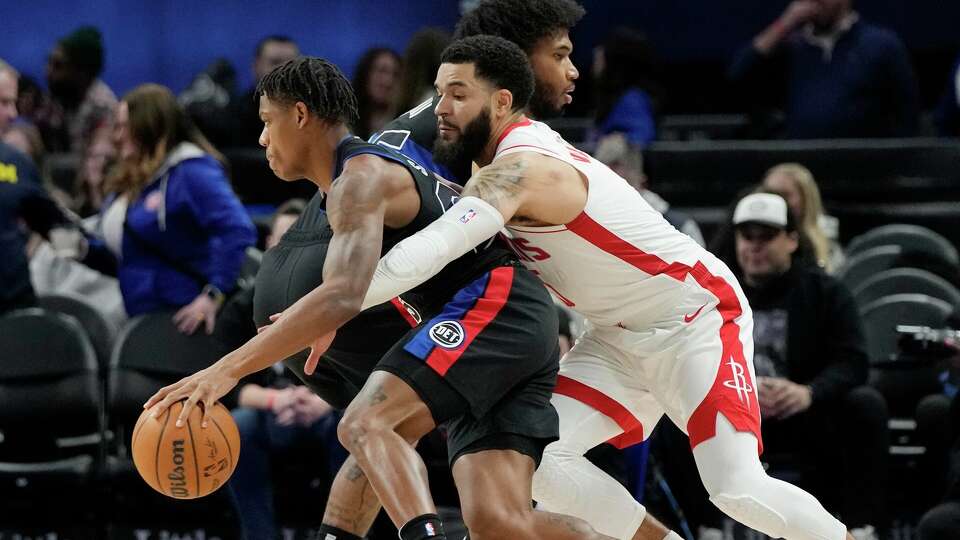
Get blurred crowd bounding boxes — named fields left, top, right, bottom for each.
left=2, top=1, right=960, bottom=539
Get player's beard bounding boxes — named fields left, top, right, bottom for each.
left=433, top=105, right=492, bottom=169
left=528, top=80, right=565, bottom=120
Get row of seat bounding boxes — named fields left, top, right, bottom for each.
left=832, top=225, right=959, bottom=366
left=0, top=308, right=238, bottom=533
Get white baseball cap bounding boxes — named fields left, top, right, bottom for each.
left=733, top=193, right=789, bottom=229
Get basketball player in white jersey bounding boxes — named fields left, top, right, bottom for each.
left=348, top=36, right=857, bottom=540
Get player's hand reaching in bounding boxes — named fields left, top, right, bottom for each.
left=143, top=364, right=239, bottom=428
left=261, top=312, right=337, bottom=376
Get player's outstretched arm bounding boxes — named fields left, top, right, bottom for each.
left=361, top=152, right=538, bottom=309
left=145, top=158, right=392, bottom=425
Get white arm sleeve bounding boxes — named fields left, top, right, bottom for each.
left=361, top=196, right=505, bottom=310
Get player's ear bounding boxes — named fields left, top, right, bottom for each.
left=294, top=101, right=310, bottom=128
left=494, top=88, right=513, bottom=116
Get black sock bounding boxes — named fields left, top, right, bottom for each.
left=398, top=513, right=446, bottom=540
left=316, top=523, right=364, bottom=540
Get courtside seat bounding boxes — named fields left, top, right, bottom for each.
left=853, top=268, right=960, bottom=312
left=847, top=224, right=959, bottom=265
left=0, top=309, right=102, bottom=527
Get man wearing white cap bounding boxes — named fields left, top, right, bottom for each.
left=728, top=192, right=884, bottom=540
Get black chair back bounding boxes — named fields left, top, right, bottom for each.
left=860, top=293, right=953, bottom=365
left=837, top=245, right=904, bottom=289
left=107, top=311, right=224, bottom=436
left=847, top=224, right=959, bottom=265
left=853, top=268, right=960, bottom=312
left=38, top=294, right=115, bottom=370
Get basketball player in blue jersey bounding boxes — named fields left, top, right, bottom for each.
left=146, top=56, right=618, bottom=540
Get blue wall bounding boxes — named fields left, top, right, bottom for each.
left=3, top=0, right=958, bottom=97
left=2, top=0, right=462, bottom=95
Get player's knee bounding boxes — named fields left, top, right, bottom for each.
left=703, top=472, right=788, bottom=537
left=337, top=407, right=387, bottom=453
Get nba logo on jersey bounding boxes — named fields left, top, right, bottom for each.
left=425, top=523, right=436, bottom=535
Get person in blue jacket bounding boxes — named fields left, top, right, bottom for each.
left=592, top=27, right=661, bottom=147
left=83, top=83, right=256, bottom=334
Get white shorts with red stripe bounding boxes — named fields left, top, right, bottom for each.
left=555, top=294, right=762, bottom=454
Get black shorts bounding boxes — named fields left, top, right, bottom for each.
left=376, top=264, right=560, bottom=465
left=284, top=299, right=425, bottom=411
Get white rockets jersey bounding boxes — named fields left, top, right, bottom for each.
left=496, top=119, right=741, bottom=330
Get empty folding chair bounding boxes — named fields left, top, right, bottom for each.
left=38, top=293, right=116, bottom=370
left=853, top=268, right=960, bottom=312
left=847, top=224, right=958, bottom=265
left=0, top=308, right=102, bottom=534
left=837, top=245, right=903, bottom=289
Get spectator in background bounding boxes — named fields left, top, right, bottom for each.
left=34, top=26, right=117, bottom=215
left=351, top=47, right=402, bottom=139
left=14, top=76, right=46, bottom=123
left=934, top=54, right=960, bottom=136
left=215, top=198, right=344, bottom=540
left=0, top=59, right=75, bottom=314
left=729, top=0, right=919, bottom=139
left=593, top=133, right=705, bottom=246
left=707, top=193, right=885, bottom=539
left=762, top=163, right=843, bottom=272
left=917, top=357, right=960, bottom=540
left=592, top=27, right=661, bottom=147
left=230, top=35, right=300, bottom=147
left=394, top=28, right=451, bottom=115
left=3, top=123, right=47, bottom=181
left=80, top=84, right=256, bottom=333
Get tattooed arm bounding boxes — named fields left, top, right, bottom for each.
left=360, top=152, right=547, bottom=309
left=459, top=152, right=536, bottom=221
left=144, top=155, right=405, bottom=422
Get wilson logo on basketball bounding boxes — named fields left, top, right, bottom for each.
left=169, top=439, right=189, bottom=498
left=429, top=321, right=465, bottom=349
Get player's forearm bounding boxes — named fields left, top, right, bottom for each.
left=361, top=196, right=505, bottom=309
left=221, top=283, right=361, bottom=379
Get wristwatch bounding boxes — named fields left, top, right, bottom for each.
left=202, top=284, right=226, bottom=307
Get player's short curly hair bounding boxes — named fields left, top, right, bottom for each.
left=441, top=35, right=534, bottom=112
left=256, top=56, right=359, bottom=126
left=454, top=0, right=585, bottom=53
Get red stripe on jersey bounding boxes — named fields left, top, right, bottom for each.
left=554, top=375, right=645, bottom=449
left=565, top=211, right=762, bottom=453
left=390, top=297, right=419, bottom=328
left=495, top=118, right=533, bottom=148
left=425, top=266, right=514, bottom=376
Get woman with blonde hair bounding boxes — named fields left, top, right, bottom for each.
left=82, top=83, right=256, bottom=333
left=763, top=163, right=843, bottom=272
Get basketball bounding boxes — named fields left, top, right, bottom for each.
left=132, top=400, right=240, bottom=499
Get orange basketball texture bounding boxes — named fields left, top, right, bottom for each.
left=132, top=400, right=240, bottom=499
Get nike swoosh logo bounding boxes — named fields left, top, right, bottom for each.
left=684, top=303, right=707, bottom=323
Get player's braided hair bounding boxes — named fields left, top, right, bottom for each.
left=441, top=35, right=534, bottom=112
left=256, top=56, right=359, bottom=126
left=455, top=0, right=585, bottom=53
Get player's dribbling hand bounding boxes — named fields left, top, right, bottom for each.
left=262, top=313, right=337, bottom=376
left=143, top=365, right=239, bottom=429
